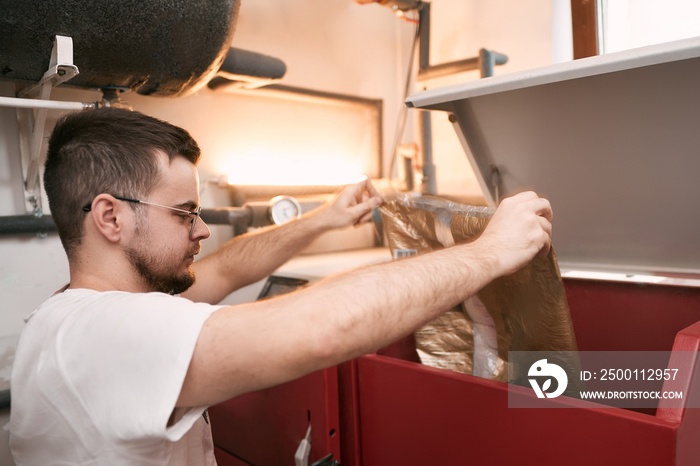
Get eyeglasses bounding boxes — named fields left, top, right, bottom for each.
left=82, top=195, right=203, bottom=238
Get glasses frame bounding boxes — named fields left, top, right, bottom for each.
left=82, top=195, right=202, bottom=238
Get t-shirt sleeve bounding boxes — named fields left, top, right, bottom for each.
left=56, top=292, right=221, bottom=442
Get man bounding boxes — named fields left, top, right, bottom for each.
left=10, top=107, right=553, bottom=465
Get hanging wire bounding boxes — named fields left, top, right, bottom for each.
left=386, top=10, right=421, bottom=189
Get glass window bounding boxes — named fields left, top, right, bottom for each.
left=599, top=0, right=700, bottom=53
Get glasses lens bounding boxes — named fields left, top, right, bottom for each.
left=190, top=207, right=202, bottom=237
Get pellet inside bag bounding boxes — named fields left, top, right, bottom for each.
left=379, top=192, right=580, bottom=390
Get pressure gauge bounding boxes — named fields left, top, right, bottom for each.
left=268, top=195, right=302, bottom=225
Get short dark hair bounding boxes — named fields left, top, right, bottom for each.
left=44, top=107, right=201, bottom=259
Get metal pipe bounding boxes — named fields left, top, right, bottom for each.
left=418, top=110, right=437, bottom=194
left=0, top=215, right=57, bottom=236
left=209, top=80, right=383, bottom=108
left=479, top=49, right=509, bottom=78
left=418, top=1, right=431, bottom=71
left=199, top=207, right=252, bottom=227
left=418, top=56, right=481, bottom=81
left=416, top=2, right=508, bottom=81
left=0, top=208, right=254, bottom=237
left=0, top=95, right=87, bottom=111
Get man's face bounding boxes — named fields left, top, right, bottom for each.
left=124, top=154, right=210, bottom=294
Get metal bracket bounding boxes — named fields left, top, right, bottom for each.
left=490, top=164, right=501, bottom=203
left=417, top=2, right=508, bottom=80
left=17, top=35, right=80, bottom=214
left=412, top=2, right=506, bottom=199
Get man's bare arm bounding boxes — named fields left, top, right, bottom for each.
left=182, top=179, right=382, bottom=304
left=177, top=191, right=553, bottom=408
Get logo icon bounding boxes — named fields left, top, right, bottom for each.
left=528, top=359, right=568, bottom=399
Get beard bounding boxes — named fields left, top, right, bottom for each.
left=125, top=244, right=196, bottom=295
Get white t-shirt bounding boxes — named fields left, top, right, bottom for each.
left=9, top=288, right=222, bottom=465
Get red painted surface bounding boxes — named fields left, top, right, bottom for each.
left=210, top=277, right=700, bottom=465
left=209, top=367, right=340, bottom=466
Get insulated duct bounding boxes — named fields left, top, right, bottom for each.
left=0, top=0, right=241, bottom=96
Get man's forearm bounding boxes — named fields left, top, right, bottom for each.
left=185, top=212, right=331, bottom=304
left=177, top=191, right=553, bottom=407
left=179, top=241, right=499, bottom=407
left=185, top=180, right=382, bottom=304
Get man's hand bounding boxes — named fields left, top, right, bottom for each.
left=476, top=191, right=553, bottom=277
left=312, top=178, right=383, bottom=230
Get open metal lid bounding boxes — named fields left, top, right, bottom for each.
left=406, top=36, right=700, bottom=275
left=407, top=38, right=700, bottom=274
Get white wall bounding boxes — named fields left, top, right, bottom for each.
left=413, top=0, right=572, bottom=198
left=0, top=1, right=568, bottom=463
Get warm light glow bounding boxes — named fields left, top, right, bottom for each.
left=220, top=147, right=369, bottom=186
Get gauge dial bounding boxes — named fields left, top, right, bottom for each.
left=268, top=195, right=302, bottom=225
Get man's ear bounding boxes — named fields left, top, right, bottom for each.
left=88, top=194, right=127, bottom=243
